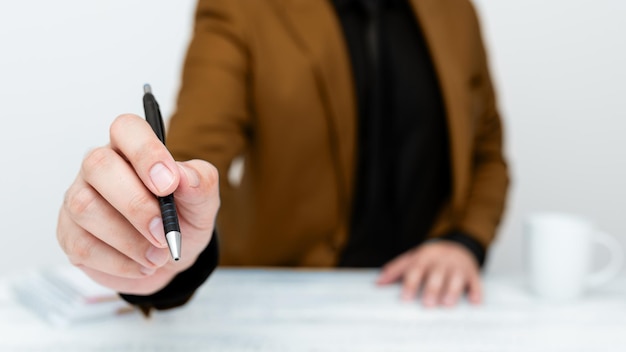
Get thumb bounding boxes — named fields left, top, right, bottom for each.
left=173, top=160, right=221, bottom=238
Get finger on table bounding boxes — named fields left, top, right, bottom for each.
left=420, top=267, right=446, bottom=308
left=441, top=270, right=466, bottom=307
left=400, top=265, right=425, bottom=301
left=377, top=251, right=414, bottom=285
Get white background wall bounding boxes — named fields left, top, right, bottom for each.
left=0, top=0, right=625, bottom=277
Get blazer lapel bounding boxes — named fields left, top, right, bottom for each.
left=410, top=0, right=470, bottom=211
left=274, top=0, right=357, bottom=210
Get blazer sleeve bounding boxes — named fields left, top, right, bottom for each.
left=455, top=2, right=511, bottom=250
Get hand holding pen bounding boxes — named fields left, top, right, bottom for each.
left=56, top=86, right=219, bottom=295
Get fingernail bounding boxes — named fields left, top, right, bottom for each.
left=146, top=246, right=170, bottom=267
left=140, top=266, right=156, bottom=276
left=443, top=296, right=455, bottom=306
left=180, top=163, right=200, bottom=188
left=150, top=163, right=175, bottom=193
left=423, top=297, right=436, bottom=307
left=149, top=217, right=167, bottom=247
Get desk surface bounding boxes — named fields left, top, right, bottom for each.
left=2, top=268, right=626, bottom=351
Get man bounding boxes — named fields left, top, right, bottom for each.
left=57, top=0, right=508, bottom=312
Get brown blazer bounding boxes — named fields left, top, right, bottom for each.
left=167, top=0, right=510, bottom=267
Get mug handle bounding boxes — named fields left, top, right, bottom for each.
left=586, top=231, right=625, bottom=288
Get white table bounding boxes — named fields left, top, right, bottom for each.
left=2, top=268, right=626, bottom=351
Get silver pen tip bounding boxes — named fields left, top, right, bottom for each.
left=143, top=84, right=152, bottom=94
left=165, top=231, right=181, bottom=261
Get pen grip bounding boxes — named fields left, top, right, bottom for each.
left=158, top=195, right=181, bottom=234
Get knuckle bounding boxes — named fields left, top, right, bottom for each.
left=117, top=238, right=136, bottom=258
left=82, top=147, right=114, bottom=179
left=409, top=255, right=426, bottom=269
left=454, top=266, right=469, bottom=277
left=64, top=185, right=97, bottom=219
left=115, top=258, right=139, bottom=278
left=126, top=191, right=154, bottom=219
left=66, top=236, right=93, bottom=266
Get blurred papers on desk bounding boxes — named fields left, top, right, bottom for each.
left=12, top=266, right=133, bottom=327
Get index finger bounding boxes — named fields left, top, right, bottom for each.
left=109, top=114, right=180, bottom=197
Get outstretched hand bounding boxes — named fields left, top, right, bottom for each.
left=57, top=114, right=220, bottom=295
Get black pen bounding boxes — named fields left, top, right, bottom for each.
left=142, top=84, right=181, bottom=261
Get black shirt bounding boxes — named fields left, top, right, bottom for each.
left=335, top=0, right=483, bottom=267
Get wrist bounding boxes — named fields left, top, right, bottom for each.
left=436, top=231, right=486, bottom=267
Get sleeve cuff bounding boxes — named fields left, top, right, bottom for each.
left=119, top=231, right=219, bottom=315
left=438, top=231, right=486, bottom=268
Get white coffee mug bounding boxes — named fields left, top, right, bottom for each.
left=524, top=213, right=624, bottom=301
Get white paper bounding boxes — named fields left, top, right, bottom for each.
left=11, top=266, right=131, bottom=327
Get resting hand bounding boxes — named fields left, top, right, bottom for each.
left=376, top=241, right=482, bottom=307
left=57, top=114, right=220, bottom=295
